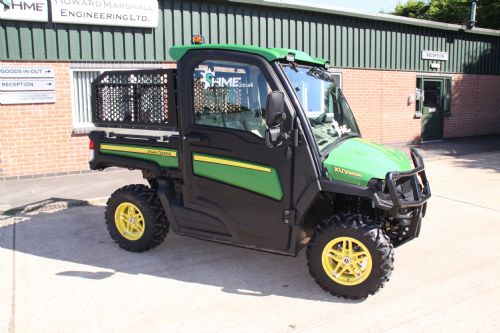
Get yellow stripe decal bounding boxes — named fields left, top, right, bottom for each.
left=101, top=144, right=177, bottom=157
left=193, top=155, right=272, bottom=173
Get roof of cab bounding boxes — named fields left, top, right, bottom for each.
left=169, top=44, right=328, bottom=66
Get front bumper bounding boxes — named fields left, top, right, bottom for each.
left=373, top=148, right=431, bottom=215
left=372, top=148, right=430, bottom=245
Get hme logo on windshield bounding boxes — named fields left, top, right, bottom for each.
left=200, top=69, right=254, bottom=90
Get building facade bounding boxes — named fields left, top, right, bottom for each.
left=1, top=0, right=500, bottom=180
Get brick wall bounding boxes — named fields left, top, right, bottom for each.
left=342, top=68, right=421, bottom=144
left=0, top=62, right=89, bottom=180
left=445, top=74, right=500, bottom=138
left=342, top=68, right=500, bottom=144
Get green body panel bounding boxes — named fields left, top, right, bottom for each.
left=192, top=153, right=284, bottom=201
left=323, top=138, right=413, bottom=186
left=100, top=144, right=179, bottom=169
left=169, top=44, right=328, bottom=66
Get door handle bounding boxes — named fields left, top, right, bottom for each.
left=183, top=134, right=209, bottom=145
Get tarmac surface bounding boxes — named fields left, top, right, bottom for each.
left=1, top=136, right=500, bottom=332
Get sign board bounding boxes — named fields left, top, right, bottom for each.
left=0, top=91, right=56, bottom=104
left=51, top=0, right=159, bottom=28
left=0, top=66, right=55, bottom=78
left=0, top=78, right=55, bottom=91
left=0, top=65, right=56, bottom=104
left=0, top=0, right=48, bottom=22
left=422, top=50, right=449, bottom=61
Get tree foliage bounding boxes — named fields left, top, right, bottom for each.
left=392, top=0, right=500, bottom=30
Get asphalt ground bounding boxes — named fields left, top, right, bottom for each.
left=1, top=139, right=500, bottom=332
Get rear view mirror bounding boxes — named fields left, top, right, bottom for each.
left=265, top=91, right=285, bottom=127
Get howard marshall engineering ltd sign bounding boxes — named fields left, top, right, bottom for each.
left=51, top=0, right=159, bottom=28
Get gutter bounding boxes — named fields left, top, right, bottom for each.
left=229, top=0, right=500, bottom=37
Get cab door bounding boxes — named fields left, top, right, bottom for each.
left=177, top=50, right=293, bottom=252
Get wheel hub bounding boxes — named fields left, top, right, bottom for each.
left=321, top=236, right=373, bottom=286
left=114, top=202, right=145, bottom=241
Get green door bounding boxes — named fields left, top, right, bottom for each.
left=421, top=79, right=444, bottom=141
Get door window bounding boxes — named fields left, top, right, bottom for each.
left=423, top=81, right=442, bottom=110
left=192, top=60, right=271, bottom=138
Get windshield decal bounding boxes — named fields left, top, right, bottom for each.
left=200, top=69, right=254, bottom=90
left=332, top=120, right=352, bottom=136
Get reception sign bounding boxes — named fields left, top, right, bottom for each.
left=51, top=0, right=159, bottom=28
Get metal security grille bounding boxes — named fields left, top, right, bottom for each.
left=92, top=69, right=177, bottom=130
left=72, top=70, right=100, bottom=132
left=193, top=79, right=243, bottom=114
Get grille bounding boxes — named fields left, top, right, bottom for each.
left=396, top=177, right=413, bottom=195
left=193, top=78, right=243, bottom=114
left=92, top=70, right=177, bottom=129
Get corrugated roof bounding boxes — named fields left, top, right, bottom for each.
left=230, top=0, right=500, bottom=37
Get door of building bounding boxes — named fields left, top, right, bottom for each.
left=421, top=79, right=445, bottom=141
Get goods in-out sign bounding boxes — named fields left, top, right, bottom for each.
left=0, top=66, right=55, bottom=78
left=422, top=50, right=449, bottom=61
left=51, top=0, right=159, bottom=28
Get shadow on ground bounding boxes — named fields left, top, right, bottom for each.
left=0, top=203, right=356, bottom=304
left=447, top=152, right=500, bottom=174
left=2, top=197, right=94, bottom=216
left=409, top=134, right=500, bottom=161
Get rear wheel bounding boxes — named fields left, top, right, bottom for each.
left=105, top=184, right=169, bottom=252
left=307, top=214, right=394, bottom=299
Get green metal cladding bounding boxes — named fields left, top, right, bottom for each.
left=1, top=0, right=499, bottom=74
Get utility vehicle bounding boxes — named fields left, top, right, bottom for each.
left=88, top=43, right=430, bottom=299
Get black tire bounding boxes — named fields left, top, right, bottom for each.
left=307, top=214, right=394, bottom=300
left=105, top=184, right=169, bottom=252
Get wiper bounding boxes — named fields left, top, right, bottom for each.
left=338, top=132, right=359, bottom=141
left=320, top=133, right=359, bottom=158
left=307, top=67, right=335, bottom=82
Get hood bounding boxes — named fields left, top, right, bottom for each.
left=323, top=137, right=413, bottom=186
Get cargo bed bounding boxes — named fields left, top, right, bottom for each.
left=89, top=69, right=182, bottom=179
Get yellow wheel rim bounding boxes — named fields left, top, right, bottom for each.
left=321, top=236, right=372, bottom=286
left=114, top=202, right=145, bottom=241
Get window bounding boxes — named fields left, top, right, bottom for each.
left=71, top=70, right=100, bottom=133
left=192, top=60, right=271, bottom=138
left=283, top=65, right=341, bottom=117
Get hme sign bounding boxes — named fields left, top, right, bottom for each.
left=0, top=0, right=48, bottom=22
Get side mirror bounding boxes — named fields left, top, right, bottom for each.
left=265, top=91, right=285, bottom=127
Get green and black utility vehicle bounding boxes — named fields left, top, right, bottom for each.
left=88, top=43, right=430, bottom=299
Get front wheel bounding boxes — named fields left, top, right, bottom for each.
left=307, top=214, right=394, bottom=300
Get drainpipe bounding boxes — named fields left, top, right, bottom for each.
left=467, top=0, right=478, bottom=30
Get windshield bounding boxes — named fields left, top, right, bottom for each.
left=282, top=64, right=360, bottom=155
